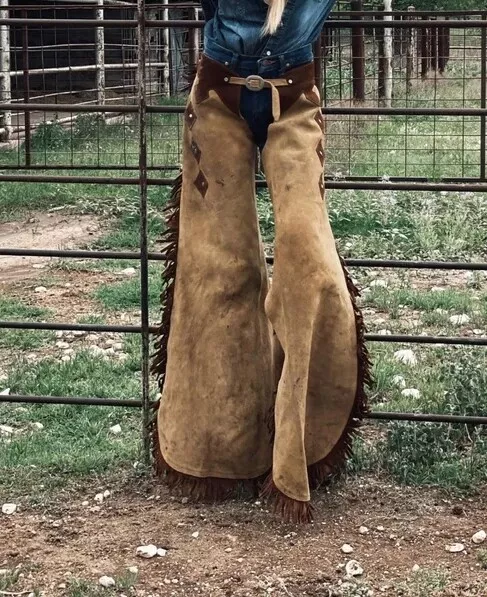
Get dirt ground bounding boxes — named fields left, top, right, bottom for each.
left=1, top=480, right=487, bottom=596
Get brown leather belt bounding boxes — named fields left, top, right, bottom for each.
left=225, top=74, right=293, bottom=121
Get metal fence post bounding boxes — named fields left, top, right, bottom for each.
left=480, top=17, right=486, bottom=181
left=137, top=0, right=151, bottom=465
left=96, top=0, right=106, bottom=116
left=22, top=9, right=31, bottom=167
left=351, top=0, right=365, bottom=103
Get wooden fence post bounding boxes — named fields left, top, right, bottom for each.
left=350, top=0, right=365, bottom=103
left=96, top=0, right=106, bottom=118
left=383, top=0, right=393, bottom=107
left=0, top=0, right=11, bottom=141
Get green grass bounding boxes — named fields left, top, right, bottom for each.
left=398, top=568, right=450, bottom=597
left=477, top=550, right=487, bottom=570
left=93, top=270, right=162, bottom=311
left=66, top=571, right=138, bottom=597
left=0, top=297, right=55, bottom=350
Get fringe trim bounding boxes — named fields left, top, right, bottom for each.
left=150, top=173, right=182, bottom=477
left=308, top=256, right=372, bottom=489
left=261, top=477, right=314, bottom=524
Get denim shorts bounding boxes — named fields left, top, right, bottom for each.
left=203, top=37, right=314, bottom=149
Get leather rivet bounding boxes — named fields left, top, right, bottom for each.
left=288, top=79, right=293, bottom=84
left=286, top=63, right=291, bottom=67
left=189, top=113, right=193, bottom=118
left=224, top=77, right=229, bottom=82
left=224, top=61, right=229, bottom=66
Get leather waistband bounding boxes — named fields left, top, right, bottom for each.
left=194, top=54, right=317, bottom=119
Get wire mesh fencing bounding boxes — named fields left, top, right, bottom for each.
left=0, top=4, right=486, bottom=467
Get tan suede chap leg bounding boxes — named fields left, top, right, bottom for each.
left=152, top=56, right=370, bottom=520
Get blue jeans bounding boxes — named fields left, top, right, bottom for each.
left=203, top=37, right=314, bottom=150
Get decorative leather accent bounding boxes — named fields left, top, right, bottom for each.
left=190, top=139, right=201, bottom=163
left=194, top=170, right=209, bottom=197
left=314, top=110, right=325, bottom=133
left=316, top=140, right=325, bottom=166
left=194, top=55, right=241, bottom=117
left=185, top=102, right=197, bottom=130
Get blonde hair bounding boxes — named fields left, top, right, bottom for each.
left=263, top=0, right=287, bottom=35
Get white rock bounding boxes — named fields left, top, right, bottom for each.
left=192, top=531, right=200, bottom=538
left=445, top=543, right=465, bottom=553
left=473, top=329, right=484, bottom=336
left=157, top=548, right=168, bottom=557
left=61, top=355, right=72, bottom=363
left=412, top=564, right=420, bottom=572
left=225, top=548, right=232, bottom=553
left=34, top=286, right=47, bottom=293
left=32, top=264, right=45, bottom=270
left=122, top=268, right=137, bottom=276
left=127, top=566, right=138, bottom=575
left=449, top=314, right=470, bottom=326
left=136, top=544, right=158, bottom=558
left=55, top=331, right=64, bottom=338
left=63, top=349, right=75, bottom=356
left=359, top=526, right=369, bottom=535
left=90, top=506, right=101, bottom=513
left=370, top=279, right=388, bottom=288
left=99, top=576, right=116, bottom=588
left=109, top=424, right=122, bottom=435
left=2, top=503, right=17, bottom=515
left=377, top=329, right=392, bottom=335
left=431, top=286, right=446, bottom=292
left=345, top=560, right=364, bottom=577
left=112, top=342, right=123, bottom=352
left=82, top=500, right=89, bottom=506
left=103, top=490, right=111, bottom=498
left=435, top=308, right=448, bottom=315
left=393, top=349, right=417, bottom=366
left=94, top=492, right=105, bottom=504
left=401, top=388, right=421, bottom=399
left=56, top=341, right=70, bottom=349
left=341, top=544, right=354, bottom=554
left=0, top=424, right=14, bottom=435
left=31, top=422, right=44, bottom=430
left=377, top=525, right=385, bottom=532
left=392, top=375, right=406, bottom=389
left=472, top=530, right=486, bottom=544
left=73, top=331, right=85, bottom=337
left=0, top=388, right=10, bottom=396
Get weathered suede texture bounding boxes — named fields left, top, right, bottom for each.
left=152, top=56, right=369, bottom=520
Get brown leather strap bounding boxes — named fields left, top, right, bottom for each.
left=226, top=75, right=293, bottom=121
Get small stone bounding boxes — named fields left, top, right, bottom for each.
left=445, top=543, right=465, bottom=553
left=89, top=506, right=101, bottom=513
left=32, top=264, right=45, bottom=270
left=341, top=544, right=354, bottom=554
left=63, top=349, right=75, bottom=356
left=225, top=548, right=232, bottom=553
left=31, top=422, right=44, bottom=430
left=82, top=501, right=89, bottom=506
left=99, top=576, right=116, bottom=588
left=378, top=329, right=392, bottom=335
left=181, top=497, right=189, bottom=504
left=57, top=583, right=67, bottom=589
left=103, top=490, right=111, bottom=498
left=73, top=331, right=85, bottom=337
left=122, top=268, right=137, bottom=276
left=94, top=492, right=105, bottom=503
left=401, top=388, right=421, bottom=399
left=192, top=531, right=200, bottom=538
left=359, top=526, right=369, bottom=535
left=473, top=329, right=484, bottom=336
left=449, top=314, right=470, bottom=326
left=393, top=349, right=417, bottom=366
left=137, top=544, right=158, bottom=558
left=34, top=286, right=47, bottom=293
left=86, top=334, right=100, bottom=343
left=345, top=560, right=364, bottom=577
left=55, top=331, right=64, bottom=339
left=127, top=566, right=138, bottom=575
left=61, top=355, right=72, bottom=363
left=431, top=286, right=446, bottom=292
left=109, top=424, right=122, bottom=435
left=377, top=525, right=385, bottom=532
left=157, top=548, right=168, bottom=557
left=2, top=503, right=17, bottom=515
left=412, top=564, right=420, bottom=573
left=370, top=279, right=388, bottom=288
left=472, top=530, right=486, bottom=544
left=112, top=342, right=123, bottom=352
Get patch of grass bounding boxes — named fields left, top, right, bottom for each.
left=0, top=568, right=21, bottom=592
left=398, top=568, right=450, bottom=597
left=93, top=272, right=162, bottom=311
left=477, top=550, right=487, bottom=570
left=0, top=297, right=54, bottom=351
left=66, top=571, right=137, bottom=597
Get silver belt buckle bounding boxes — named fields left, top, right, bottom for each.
left=245, top=75, right=265, bottom=91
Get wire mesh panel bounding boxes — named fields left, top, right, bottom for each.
left=0, top=6, right=486, bottom=485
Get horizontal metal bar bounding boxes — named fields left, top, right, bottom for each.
left=3, top=103, right=487, bottom=118
left=0, top=321, right=485, bottom=346
left=1, top=394, right=486, bottom=425
left=1, top=248, right=487, bottom=272
left=1, top=18, right=487, bottom=28
left=0, top=394, right=143, bottom=407
left=1, top=174, right=487, bottom=193
left=367, top=412, right=487, bottom=425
